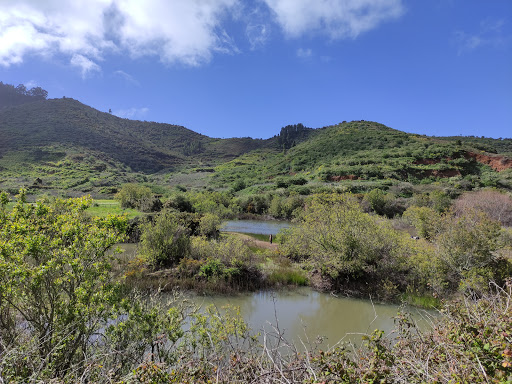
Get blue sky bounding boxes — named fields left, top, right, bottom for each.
left=1, top=0, right=511, bottom=139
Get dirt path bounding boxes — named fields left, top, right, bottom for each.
left=225, top=232, right=279, bottom=251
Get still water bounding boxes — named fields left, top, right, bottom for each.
left=187, top=288, right=433, bottom=348
left=220, top=220, right=291, bottom=235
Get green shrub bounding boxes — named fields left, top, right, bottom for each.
left=403, top=206, right=444, bottom=240
left=138, top=210, right=191, bottom=269
left=280, top=193, right=411, bottom=288
left=116, top=183, right=152, bottom=209
left=0, top=192, right=127, bottom=381
left=198, top=212, right=221, bottom=239
left=436, top=210, right=507, bottom=293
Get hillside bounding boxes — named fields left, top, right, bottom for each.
left=0, top=97, right=270, bottom=172
left=210, top=121, right=512, bottom=193
left=0, top=84, right=511, bottom=197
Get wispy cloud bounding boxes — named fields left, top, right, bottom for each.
left=246, top=24, right=271, bottom=50
left=296, top=48, right=312, bottom=58
left=262, top=0, right=404, bottom=39
left=70, top=54, right=101, bottom=78
left=113, top=70, right=139, bottom=86
left=0, top=0, right=239, bottom=72
left=24, top=80, right=38, bottom=89
left=454, top=19, right=511, bottom=55
left=114, top=107, right=149, bottom=120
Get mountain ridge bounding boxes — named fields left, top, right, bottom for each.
left=0, top=83, right=511, bottom=196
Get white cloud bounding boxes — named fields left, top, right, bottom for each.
left=114, top=107, right=149, bottom=120
left=454, top=19, right=511, bottom=55
left=297, top=48, right=312, bottom=58
left=0, top=0, right=240, bottom=71
left=24, top=80, right=38, bottom=89
left=71, top=54, right=101, bottom=78
left=246, top=24, right=271, bottom=50
left=113, top=70, right=139, bottom=86
left=262, top=0, right=404, bottom=39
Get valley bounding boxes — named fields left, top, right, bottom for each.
left=1, top=82, right=512, bottom=382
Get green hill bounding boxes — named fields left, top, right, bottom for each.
left=0, top=97, right=270, bottom=172
left=210, top=121, right=512, bottom=193
left=0, top=89, right=271, bottom=195
left=0, top=82, right=511, bottom=197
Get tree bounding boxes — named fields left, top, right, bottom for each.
left=0, top=191, right=127, bottom=380
left=28, top=86, right=48, bottom=100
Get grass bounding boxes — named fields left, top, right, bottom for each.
left=401, top=292, right=441, bottom=309
left=267, top=268, right=308, bottom=286
left=87, top=199, right=140, bottom=219
left=261, top=255, right=309, bottom=287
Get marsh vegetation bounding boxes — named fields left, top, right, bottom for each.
left=1, top=185, right=511, bottom=382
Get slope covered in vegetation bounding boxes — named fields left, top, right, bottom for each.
left=211, top=121, right=512, bottom=193
left=0, top=81, right=511, bottom=198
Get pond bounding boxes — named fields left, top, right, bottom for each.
left=116, top=243, right=435, bottom=349
left=220, top=219, right=291, bottom=235
left=188, top=288, right=434, bottom=349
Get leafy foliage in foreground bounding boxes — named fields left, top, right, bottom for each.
left=1, top=193, right=511, bottom=383
left=0, top=191, right=127, bottom=380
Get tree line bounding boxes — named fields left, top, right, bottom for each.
left=0, top=81, right=48, bottom=108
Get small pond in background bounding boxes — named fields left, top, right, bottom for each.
left=220, top=219, right=292, bottom=235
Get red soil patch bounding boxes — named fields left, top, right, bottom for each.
left=465, top=152, right=512, bottom=172
left=329, top=174, right=359, bottom=181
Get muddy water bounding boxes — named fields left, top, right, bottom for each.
left=188, top=288, right=434, bottom=348
left=116, top=242, right=434, bottom=348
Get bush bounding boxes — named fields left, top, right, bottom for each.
left=454, top=189, right=512, bottom=226
left=280, top=193, right=411, bottom=290
left=436, top=210, right=507, bottom=293
left=138, top=210, right=191, bottom=269
left=403, top=206, right=444, bottom=240
left=164, top=193, right=194, bottom=212
left=116, top=183, right=152, bottom=209
left=0, top=192, right=127, bottom=381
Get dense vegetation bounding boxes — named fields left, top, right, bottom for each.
left=0, top=192, right=511, bottom=382
left=1, top=81, right=512, bottom=381
left=1, top=81, right=511, bottom=200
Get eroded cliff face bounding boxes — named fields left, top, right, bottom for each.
left=326, top=151, right=512, bottom=183
left=465, top=152, right=512, bottom=172
left=414, top=152, right=512, bottom=173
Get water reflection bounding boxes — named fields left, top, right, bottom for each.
left=220, top=220, right=291, bottom=235
left=188, top=288, right=432, bottom=349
